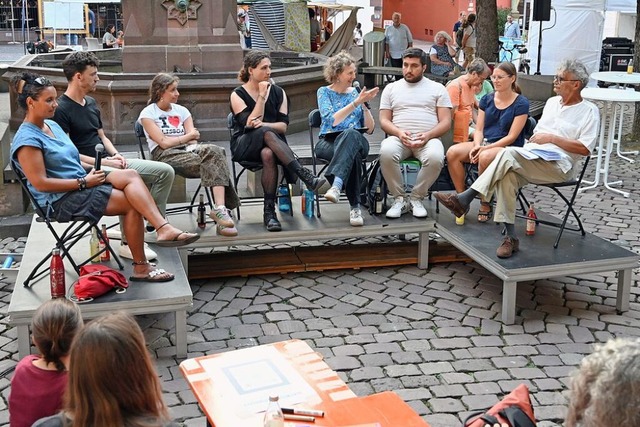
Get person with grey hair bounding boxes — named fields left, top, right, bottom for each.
left=435, top=59, right=599, bottom=258
left=429, top=31, right=458, bottom=76
left=565, top=338, right=640, bottom=427
left=316, top=51, right=379, bottom=226
left=385, top=12, right=413, bottom=80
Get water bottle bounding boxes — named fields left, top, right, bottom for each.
left=263, top=395, right=284, bottom=427
left=89, top=228, right=100, bottom=263
left=2, top=256, right=14, bottom=269
left=50, top=248, right=66, bottom=299
left=197, top=194, right=207, bottom=229
left=627, top=58, right=634, bottom=74
left=277, top=184, right=290, bottom=213
left=99, top=224, right=110, bottom=262
left=304, top=189, right=315, bottom=218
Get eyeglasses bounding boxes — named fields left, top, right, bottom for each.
left=490, top=75, right=511, bottom=81
left=33, top=77, right=51, bottom=86
left=553, top=75, right=580, bottom=83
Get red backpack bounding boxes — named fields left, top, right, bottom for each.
left=463, top=384, right=536, bottom=427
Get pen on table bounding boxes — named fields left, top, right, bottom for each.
left=281, top=408, right=324, bottom=417
left=283, top=414, right=315, bottom=422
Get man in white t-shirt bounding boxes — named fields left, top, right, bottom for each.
left=379, top=48, right=452, bottom=219
left=435, top=59, right=599, bottom=259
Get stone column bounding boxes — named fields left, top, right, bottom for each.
left=121, top=0, right=243, bottom=73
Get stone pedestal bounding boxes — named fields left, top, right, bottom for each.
left=121, top=0, right=243, bottom=73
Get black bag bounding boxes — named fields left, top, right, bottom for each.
left=363, top=159, right=388, bottom=215
left=455, top=27, right=464, bottom=46
left=462, top=384, right=536, bottom=427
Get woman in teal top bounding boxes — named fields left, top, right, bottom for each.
left=316, top=51, right=378, bottom=226
left=10, top=72, right=199, bottom=282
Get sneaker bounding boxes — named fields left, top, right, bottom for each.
left=324, top=186, right=340, bottom=203
left=410, top=199, right=428, bottom=218
left=385, top=197, right=409, bottom=219
left=118, top=243, right=158, bottom=261
left=216, top=224, right=238, bottom=237
left=210, top=205, right=235, bottom=227
left=349, top=208, right=364, bottom=226
left=106, top=228, right=122, bottom=240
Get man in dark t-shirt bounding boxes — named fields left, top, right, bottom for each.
left=52, top=51, right=175, bottom=260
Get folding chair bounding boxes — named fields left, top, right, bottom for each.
left=516, top=156, right=591, bottom=248
left=307, top=109, right=329, bottom=218
left=134, top=121, right=213, bottom=215
left=227, top=113, right=294, bottom=220
left=11, top=161, right=123, bottom=287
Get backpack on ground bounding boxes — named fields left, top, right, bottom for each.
left=462, top=384, right=536, bottom=427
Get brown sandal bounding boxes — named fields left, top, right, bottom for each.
left=477, top=202, right=492, bottom=223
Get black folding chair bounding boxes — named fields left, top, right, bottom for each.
left=307, top=109, right=329, bottom=218
left=227, top=113, right=292, bottom=220
left=134, top=121, right=213, bottom=215
left=11, top=161, right=123, bottom=287
left=516, top=156, right=591, bottom=248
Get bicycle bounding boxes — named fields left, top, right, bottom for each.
left=497, top=40, right=530, bottom=74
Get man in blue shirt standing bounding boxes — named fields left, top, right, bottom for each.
left=504, top=15, right=521, bottom=38
left=384, top=12, right=413, bottom=80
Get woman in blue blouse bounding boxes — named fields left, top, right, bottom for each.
left=446, top=61, right=528, bottom=222
left=316, top=51, right=378, bottom=226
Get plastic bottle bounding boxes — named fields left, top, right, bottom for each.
left=263, top=395, right=284, bottom=427
left=50, top=248, right=66, bottom=299
left=89, top=228, right=100, bottom=263
left=2, top=256, right=14, bottom=269
left=374, top=185, right=383, bottom=215
left=277, top=184, right=290, bottom=213
left=197, top=194, right=207, bottom=229
left=455, top=215, right=465, bottom=225
left=627, top=59, right=634, bottom=74
left=304, top=189, right=315, bottom=218
left=526, top=203, right=537, bottom=236
left=99, top=224, right=110, bottom=261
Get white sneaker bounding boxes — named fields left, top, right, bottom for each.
left=210, top=205, right=235, bottom=227
left=349, top=208, right=364, bottom=226
left=324, top=186, right=341, bottom=203
left=410, top=199, right=428, bottom=218
left=385, top=197, right=408, bottom=218
left=118, top=243, right=158, bottom=261
left=106, top=228, right=122, bottom=240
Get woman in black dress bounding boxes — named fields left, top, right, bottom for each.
left=230, top=50, right=325, bottom=231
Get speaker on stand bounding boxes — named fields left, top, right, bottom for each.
left=533, top=0, right=551, bottom=75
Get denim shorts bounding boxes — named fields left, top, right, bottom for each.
left=51, top=184, right=112, bottom=223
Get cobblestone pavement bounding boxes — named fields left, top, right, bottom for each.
left=1, top=43, right=640, bottom=427
left=0, top=154, right=638, bottom=427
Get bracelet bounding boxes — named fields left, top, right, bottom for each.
left=77, top=177, right=87, bottom=191
left=258, top=94, right=266, bottom=101
left=352, top=101, right=358, bottom=109
left=112, top=152, right=119, bottom=157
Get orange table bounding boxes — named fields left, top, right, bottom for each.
left=179, top=339, right=429, bottom=427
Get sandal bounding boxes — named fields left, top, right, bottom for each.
left=129, top=261, right=175, bottom=282
left=477, top=202, right=492, bottom=223
left=155, top=222, right=200, bottom=247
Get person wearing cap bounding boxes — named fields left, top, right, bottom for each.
left=237, top=10, right=251, bottom=49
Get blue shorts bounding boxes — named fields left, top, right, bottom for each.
left=51, top=184, right=112, bottom=224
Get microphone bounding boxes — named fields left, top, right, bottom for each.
left=352, top=81, right=370, bottom=110
left=94, top=144, right=104, bottom=170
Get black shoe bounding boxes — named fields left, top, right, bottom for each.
left=297, top=166, right=326, bottom=191
left=263, top=209, right=282, bottom=232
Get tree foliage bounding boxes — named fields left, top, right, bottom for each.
left=476, top=0, right=500, bottom=64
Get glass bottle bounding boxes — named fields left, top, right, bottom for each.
left=197, top=194, right=207, bottom=229
left=263, top=395, right=284, bottom=427
left=374, top=185, right=383, bottom=215
left=627, top=58, right=634, bottom=74
left=99, top=224, right=110, bottom=261
left=526, top=203, right=537, bottom=236
left=50, top=248, right=66, bottom=298
left=89, top=228, right=100, bottom=263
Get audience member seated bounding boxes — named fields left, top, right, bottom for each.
left=435, top=59, right=598, bottom=258
left=53, top=51, right=174, bottom=261
left=429, top=31, right=458, bottom=77
left=102, top=24, right=116, bottom=49
left=9, top=299, right=83, bottom=427
left=565, top=338, right=640, bottom=427
left=139, top=73, right=240, bottom=237
left=230, top=50, right=326, bottom=232
left=317, top=51, right=379, bottom=226
left=379, top=48, right=452, bottom=219
left=446, top=58, right=491, bottom=145
left=33, top=312, right=178, bottom=427
left=10, top=72, right=199, bottom=282
left=445, top=61, right=529, bottom=223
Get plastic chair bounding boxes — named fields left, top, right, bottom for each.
left=134, top=121, right=213, bottom=215
left=11, top=161, right=124, bottom=287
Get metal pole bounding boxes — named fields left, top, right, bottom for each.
left=9, top=0, right=18, bottom=44
left=535, top=20, right=542, bottom=75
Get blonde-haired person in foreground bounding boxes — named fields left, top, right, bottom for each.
left=565, top=338, right=640, bottom=427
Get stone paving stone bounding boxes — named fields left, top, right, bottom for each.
left=424, top=413, right=463, bottom=427
left=461, top=394, right=499, bottom=410
left=430, top=384, right=468, bottom=398
left=428, top=397, right=466, bottom=413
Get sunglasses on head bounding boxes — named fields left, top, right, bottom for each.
left=33, top=77, right=51, bottom=86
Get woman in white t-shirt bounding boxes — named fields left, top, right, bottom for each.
left=138, top=73, right=240, bottom=237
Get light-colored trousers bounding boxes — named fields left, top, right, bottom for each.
left=379, top=136, right=444, bottom=200
left=471, top=148, right=571, bottom=224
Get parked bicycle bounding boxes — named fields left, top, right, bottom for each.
left=498, top=40, right=530, bottom=74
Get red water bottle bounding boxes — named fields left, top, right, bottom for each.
left=526, top=203, right=537, bottom=236
left=99, top=224, right=110, bottom=261
left=50, top=248, right=66, bottom=298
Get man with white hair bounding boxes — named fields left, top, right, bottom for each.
left=384, top=12, right=413, bottom=80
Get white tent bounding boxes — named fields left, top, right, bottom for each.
left=527, top=0, right=636, bottom=77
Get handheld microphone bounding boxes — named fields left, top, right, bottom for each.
left=94, top=144, right=104, bottom=170
left=352, top=81, right=370, bottom=110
